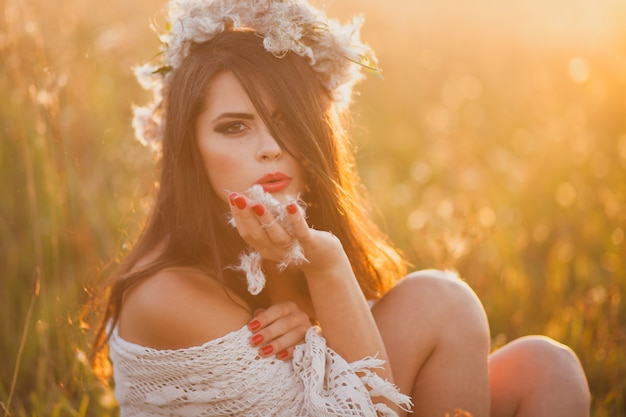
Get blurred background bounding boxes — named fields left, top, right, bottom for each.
left=1, top=0, right=624, bottom=415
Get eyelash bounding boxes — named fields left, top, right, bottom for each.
left=213, top=114, right=285, bottom=136
left=215, top=121, right=248, bottom=135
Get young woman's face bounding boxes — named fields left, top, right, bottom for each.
left=196, top=71, right=305, bottom=202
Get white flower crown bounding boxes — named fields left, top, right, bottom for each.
left=132, top=0, right=382, bottom=153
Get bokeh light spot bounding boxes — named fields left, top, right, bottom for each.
left=437, top=199, right=454, bottom=219
left=478, top=206, right=496, bottom=228
left=407, top=209, right=428, bottom=230
left=568, top=56, right=590, bottom=84
left=555, top=181, right=577, bottom=207
left=586, top=285, right=608, bottom=304
left=410, top=161, right=432, bottom=184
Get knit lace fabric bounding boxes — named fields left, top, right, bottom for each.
left=109, top=325, right=411, bottom=416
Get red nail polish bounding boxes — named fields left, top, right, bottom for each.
left=251, top=203, right=265, bottom=216
left=251, top=334, right=264, bottom=346
left=234, top=196, right=247, bottom=210
left=261, top=345, right=273, bottom=356
left=248, top=320, right=261, bottom=331
left=277, top=350, right=289, bottom=360
left=286, top=203, right=298, bottom=215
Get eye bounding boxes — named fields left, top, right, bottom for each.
left=214, top=121, right=248, bottom=135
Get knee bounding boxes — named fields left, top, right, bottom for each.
left=510, top=335, right=588, bottom=379
left=504, top=335, right=591, bottom=409
left=393, top=270, right=490, bottom=345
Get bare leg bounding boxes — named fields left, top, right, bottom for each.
left=489, top=335, right=590, bottom=417
left=372, top=270, right=491, bottom=417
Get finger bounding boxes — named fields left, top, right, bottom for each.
left=230, top=194, right=294, bottom=250
left=286, top=202, right=311, bottom=241
left=248, top=301, right=301, bottom=332
left=228, top=193, right=254, bottom=237
left=249, top=319, right=306, bottom=354
left=248, top=303, right=310, bottom=355
left=249, top=202, right=293, bottom=246
left=229, top=193, right=269, bottom=242
left=258, top=327, right=307, bottom=359
left=271, top=329, right=306, bottom=360
left=253, top=313, right=309, bottom=348
left=276, top=347, right=293, bottom=361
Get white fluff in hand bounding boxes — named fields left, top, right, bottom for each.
left=228, top=185, right=307, bottom=295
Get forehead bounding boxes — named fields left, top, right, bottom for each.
left=203, top=70, right=279, bottom=119
left=203, top=71, right=256, bottom=114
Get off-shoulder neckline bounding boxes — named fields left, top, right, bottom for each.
left=110, top=323, right=252, bottom=354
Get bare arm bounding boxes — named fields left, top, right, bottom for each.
left=287, top=205, right=394, bottom=382
left=229, top=194, right=394, bottom=383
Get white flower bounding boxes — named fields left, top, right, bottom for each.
left=133, top=0, right=381, bottom=153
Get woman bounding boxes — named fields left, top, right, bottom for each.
left=91, top=1, right=590, bottom=416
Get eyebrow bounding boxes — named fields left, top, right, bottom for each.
left=212, top=112, right=255, bottom=123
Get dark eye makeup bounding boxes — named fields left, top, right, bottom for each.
left=214, top=121, right=248, bottom=135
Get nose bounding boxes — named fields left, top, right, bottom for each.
left=256, top=128, right=283, bottom=161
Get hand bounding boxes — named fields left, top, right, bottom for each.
left=285, top=202, right=351, bottom=277
left=228, top=193, right=296, bottom=263
left=247, top=301, right=311, bottom=360
left=229, top=193, right=349, bottom=275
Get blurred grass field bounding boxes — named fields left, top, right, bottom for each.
left=1, top=0, right=624, bottom=415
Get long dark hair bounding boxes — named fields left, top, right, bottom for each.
left=91, top=29, right=406, bottom=372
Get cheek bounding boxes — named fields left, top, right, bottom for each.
left=200, top=146, right=245, bottom=201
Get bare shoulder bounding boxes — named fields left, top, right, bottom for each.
left=117, top=267, right=252, bottom=350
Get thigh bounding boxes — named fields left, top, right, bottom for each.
left=372, top=270, right=491, bottom=415
left=371, top=271, right=450, bottom=394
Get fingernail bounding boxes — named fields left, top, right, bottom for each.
left=260, top=345, right=274, bottom=356
left=286, top=203, right=298, bottom=215
left=277, top=350, right=289, bottom=360
left=228, top=193, right=237, bottom=206
left=248, top=319, right=261, bottom=331
left=251, top=334, right=264, bottom=346
left=234, top=196, right=247, bottom=210
left=251, top=203, right=265, bottom=216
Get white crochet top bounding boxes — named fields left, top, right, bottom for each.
left=109, top=325, right=411, bottom=416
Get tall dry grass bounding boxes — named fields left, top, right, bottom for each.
left=1, top=0, right=624, bottom=415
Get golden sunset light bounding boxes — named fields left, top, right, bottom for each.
left=2, top=0, right=624, bottom=415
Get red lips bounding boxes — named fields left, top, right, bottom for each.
left=256, top=172, right=292, bottom=193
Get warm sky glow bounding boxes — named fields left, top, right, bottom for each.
left=323, top=0, right=626, bottom=49
left=1, top=0, right=625, bottom=414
